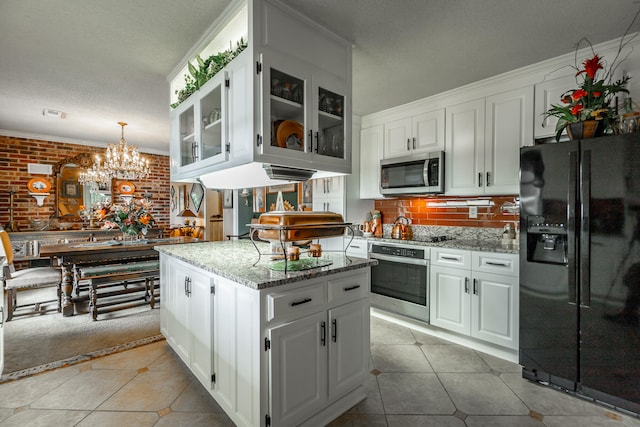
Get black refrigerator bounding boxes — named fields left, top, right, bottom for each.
left=520, top=133, right=640, bottom=415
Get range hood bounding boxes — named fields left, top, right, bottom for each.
left=198, top=162, right=321, bottom=190
left=263, top=164, right=316, bottom=181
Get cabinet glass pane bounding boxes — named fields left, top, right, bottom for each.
left=317, top=87, right=344, bottom=159
left=270, top=68, right=305, bottom=152
left=200, top=84, right=223, bottom=161
left=179, top=105, right=196, bottom=167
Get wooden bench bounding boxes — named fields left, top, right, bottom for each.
left=76, top=260, right=160, bottom=320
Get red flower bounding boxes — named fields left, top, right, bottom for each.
left=571, top=104, right=584, bottom=115
left=592, top=91, right=602, bottom=97
left=572, top=89, right=588, bottom=100
left=577, top=54, right=603, bottom=79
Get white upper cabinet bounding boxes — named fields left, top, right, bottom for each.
left=446, top=86, right=533, bottom=195
left=259, top=49, right=350, bottom=171
left=359, top=125, right=384, bottom=199
left=383, top=109, right=445, bottom=159
left=169, top=0, right=352, bottom=184
left=533, top=74, right=575, bottom=140
left=170, top=71, right=230, bottom=181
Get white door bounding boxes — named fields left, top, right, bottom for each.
left=484, top=86, right=534, bottom=194
left=383, top=117, right=412, bottom=159
left=359, top=125, right=383, bottom=199
left=328, top=298, right=370, bottom=400
left=445, top=99, right=486, bottom=195
left=269, top=311, right=327, bottom=427
left=412, top=109, right=445, bottom=153
left=189, top=267, right=213, bottom=389
left=534, top=74, right=576, bottom=139
left=212, top=276, right=237, bottom=411
left=168, top=260, right=192, bottom=365
left=429, top=265, right=471, bottom=335
left=471, top=272, right=518, bottom=349
left=0, top=284, right=4, bottom=375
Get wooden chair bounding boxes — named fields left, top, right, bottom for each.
left=0, top=230, right=61, bottom=321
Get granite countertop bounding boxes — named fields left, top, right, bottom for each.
left=347, top=235, right=520, bottom=254
left=155, top=240, right=376, bottom=290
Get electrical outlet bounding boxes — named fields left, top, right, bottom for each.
left=469, top=206, right=478, bottom=219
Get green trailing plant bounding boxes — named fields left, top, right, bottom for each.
left=171, top=37, right=248, bottom=109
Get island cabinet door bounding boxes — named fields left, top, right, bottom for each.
left=328, top=297, right=370, bottom=400
left=268, top=311, right=327, bottom=427
left=189, top=268, right=213, bottom=390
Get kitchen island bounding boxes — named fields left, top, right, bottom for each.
left=155, top=240, right=376, bottom=427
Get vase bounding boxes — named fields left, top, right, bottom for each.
left=566, top=120, right=605, bottom=140
left=121, top=230, right=139, bottom=244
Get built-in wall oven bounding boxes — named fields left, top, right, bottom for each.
left=369, top=242, right=430, bottom=322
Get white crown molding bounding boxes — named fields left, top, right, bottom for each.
left=0, top=129, right=170, bottom=156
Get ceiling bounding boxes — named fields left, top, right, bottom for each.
left=1, top=0, right=638, bottom=155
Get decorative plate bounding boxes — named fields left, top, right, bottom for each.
left=117, top=181, right=135, bottom=195
left=276, top=120, right=304, bottom=150
left=27, top=177, right=51, bottom=193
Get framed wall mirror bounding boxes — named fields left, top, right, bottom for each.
left=53, top=153, right=112, bottom=221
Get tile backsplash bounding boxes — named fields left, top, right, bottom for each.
left=374, top=195, right=519, bottom=229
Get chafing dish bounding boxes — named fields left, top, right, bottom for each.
left=252, top=211, right=349, bottom=242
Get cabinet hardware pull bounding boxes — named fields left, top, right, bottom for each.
left=290, top=297, right=312, bottom=307
left=185, top=276, right=192, bottom=296
left=486, top=261, right=508, bottom=267
left=256, top=134, right=262, bottom=147
left=351, top=245, right=360, bottom=249
left=412, top=137, right=416, bottom=149
left=332, top=318, right=337, bottom=342
left=464, top=277, right=469, bottom=293
left=473, top=278, right=478, bottom=295
left=0, top=306, right=3, bottom=326
left=315, top=131, right=319, bottom=153
left=344, top=285, right=360, bottom=292
left=320, top=321, right=326, bottom=346
left=478, top=172, right=483, bottom=187
left=441, top=256, right=460, bottom=261
left=486, top=172, right=491, bottom=186
left=309, top=130, right=314, bottom=152
left=407, top=138, right=410, bottom=151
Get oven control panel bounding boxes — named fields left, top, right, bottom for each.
left=370, top=244, right=427, bottom=259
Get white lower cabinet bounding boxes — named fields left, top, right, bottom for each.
left=267, top=272, right=369, bottom=426
left=162, top=256, right=213, bottom=389
left=430, top=249, right=518, bottom=350
left=160, top=253, right=370, bottom=427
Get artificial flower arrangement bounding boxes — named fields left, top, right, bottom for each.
left=101, top=199, right=156, bottom=237
left=545, top=51, right=630, bottom=141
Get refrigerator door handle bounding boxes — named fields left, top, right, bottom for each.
left=567, top=150, right=578, bottom=305
left=580, top=149, right=591, bottom=307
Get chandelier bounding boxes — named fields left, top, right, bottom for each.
left=79, top=122, right=150, bottom=189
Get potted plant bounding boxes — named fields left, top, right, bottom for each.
left=545, top=52, right=630, bottom=141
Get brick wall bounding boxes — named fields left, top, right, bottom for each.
left=0, top=135, right=170, bottom=233
left=375, top=195, right=519, bottom=228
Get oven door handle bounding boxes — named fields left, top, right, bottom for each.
left=369, top=253, right=428, bottom=267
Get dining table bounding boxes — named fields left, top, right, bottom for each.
left=39, top=236, right=198, bottom=316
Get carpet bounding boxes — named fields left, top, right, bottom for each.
left=2, top=286, right=162, bottom=381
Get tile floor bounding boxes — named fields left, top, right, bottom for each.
left=1, top=314, right=639, bottom=426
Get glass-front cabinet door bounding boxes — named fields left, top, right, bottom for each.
left=314, top=75, right=347, bottom=165
left=260, top=51, right=310, bottom=162
left=260, top=51, right=349, bottom=171
left=198, top=72, right=228, bottom=166
left=170, top=71, right=229, bottom=177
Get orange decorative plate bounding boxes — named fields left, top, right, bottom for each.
left=27, top=177, right=52, bottom=193
left=276, top=120, right=304, bottom=150
left=117, top=181, right=135, bottom=195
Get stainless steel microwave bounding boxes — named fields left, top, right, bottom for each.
left=380, top=151, right=444, bottom=196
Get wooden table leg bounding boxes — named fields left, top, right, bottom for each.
left=61, top=264, right=75, bottom=317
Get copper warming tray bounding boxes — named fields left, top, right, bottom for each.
left=252, top=211, right=349, bottom=242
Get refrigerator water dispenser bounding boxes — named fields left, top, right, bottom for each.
left=526, top=222, right=567, bottom=265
